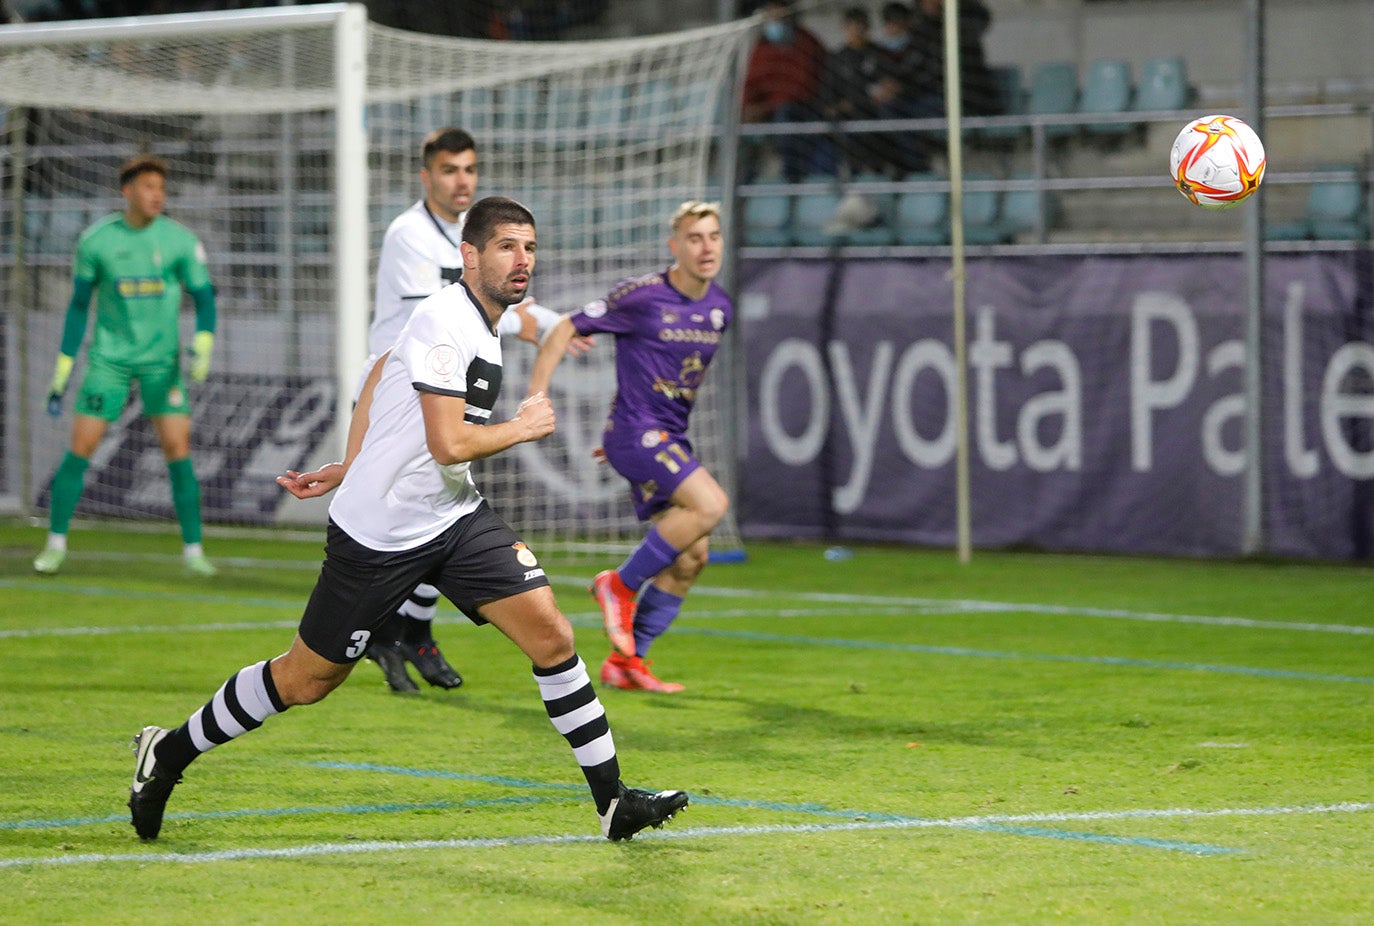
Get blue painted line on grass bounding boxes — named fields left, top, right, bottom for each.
left=679, top=627, right=1374, bottom=685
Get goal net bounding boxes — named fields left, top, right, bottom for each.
left=0, top=4, right=756, bottom=561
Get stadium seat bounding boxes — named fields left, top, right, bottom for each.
left=1307, top=165, right=1368, bottom=240
left=586, top=84, right=628, bottom=138
left=1027, top=61, right=1078, bottom=139
left=893, top=173, right=949, bottom=246
left=842, top=172, right=897, bottom=246
left=790, top=175, right=844, bottom=247
left=978, top=65, right=1026, bottom=142
left=1079, top=58, right=1136, bottom=138
left=457, top=87, right=495, bottom=135
left=960, top=172, right=1008, bottom=244
left=1135, top=56, right=1193, bottom=112
left=742, top=192, right=792, bottom=247
left=1000, top=173, right=1059, bottom=240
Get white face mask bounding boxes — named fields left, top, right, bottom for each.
left=879, top=33, right=909, bottom=52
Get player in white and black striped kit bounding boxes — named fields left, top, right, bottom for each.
left=363, top=127, right=590, bottom=693
left=127, top=197, right=687, bottom=843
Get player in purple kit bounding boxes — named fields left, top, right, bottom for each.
left=527, top=202, right=732, bottom=692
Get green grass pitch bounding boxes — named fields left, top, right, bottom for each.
left=2, top=519, right=1371, bottom=924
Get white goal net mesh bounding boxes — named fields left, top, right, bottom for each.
left=0, top=7, right=756, bottom=561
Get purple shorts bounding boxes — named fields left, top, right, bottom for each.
left=601, top=424, right=700, bottom=521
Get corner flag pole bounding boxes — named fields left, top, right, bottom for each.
left=945, top=0, right=972, bottom=563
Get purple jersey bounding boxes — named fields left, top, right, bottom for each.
left=570, top=268, right=732, bottom=436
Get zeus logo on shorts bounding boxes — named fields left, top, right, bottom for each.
left=523, top=568, right=546, bottom=581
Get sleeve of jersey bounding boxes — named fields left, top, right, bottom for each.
left=381, top=225, right=441, bottom=303
left=571, top=289, right=639, bottom=337
left=182, top=232, right=213, bottom=291
left=398, top=309, right=471, bottom=399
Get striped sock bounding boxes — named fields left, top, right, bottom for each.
left=398, top=583, right=440, bottom=644
left=153, top=659, right=287, bottom=776
left=533, top=654, right=620, bottom=813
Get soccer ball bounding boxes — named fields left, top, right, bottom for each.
left=1169, top=114, right=1267, bottom=209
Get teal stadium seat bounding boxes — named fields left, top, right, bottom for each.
left=893, top=173, right=949, bottom=246
left=742, top=193, right=792, bottom=247
left=1000, top=173, right=1060, bottom=240
left=1268, top=165, right=1368, bottom=241
left=791, top=176, right=844, bottom=247
left=1079, top=58, right=1135, bottom=138
left=1027, top=61, right=1078, bottom=139
left=843, top=172, right=897, bottom=246
left=960, top=173, right=1008, bottom=244
left=978, top=65, right=1026, bottom=142
left=1134, top=56, right=1193, bottom=112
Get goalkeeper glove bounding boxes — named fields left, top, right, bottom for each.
left=46, top=353, right=74, bottom=417
left=190, top=330, right=214, bottom=382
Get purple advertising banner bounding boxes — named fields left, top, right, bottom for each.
left=737, top=253, right=1374, bottom=560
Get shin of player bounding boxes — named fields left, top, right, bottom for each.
left=527, top=201, right=734, bottom=693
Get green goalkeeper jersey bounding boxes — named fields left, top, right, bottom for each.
left=74, top=213, right=212, bottom=367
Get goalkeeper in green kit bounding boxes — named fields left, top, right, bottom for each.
left=34, top=154, right=218, bottom=577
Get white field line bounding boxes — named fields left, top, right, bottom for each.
left=2, top=559, right=1370, bottom=637
left=0, top=801, right=1368, bottom=869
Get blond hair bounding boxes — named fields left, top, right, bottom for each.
left=670, top=200, right=721, bottom=232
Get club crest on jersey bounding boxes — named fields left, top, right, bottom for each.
left=710, top=308, right=726, bottom=329
left=415, top=260, right=441, bottom=290
left=166, top=387, right=184, bottom=407
left=582, top=298, right=608, bottom=319
left=426, top=344, right=459, bottom=378
left=512, top=542, right=538, bottom=568
left=641, top=429, right=669, bottom=448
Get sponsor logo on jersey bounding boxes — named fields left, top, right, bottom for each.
left=513, top=542, right=538, bottom=568
left=582, top=299, right=608, bottom=319
left=426, top=344, right=459, bottom=378
left=117, top=277, right=167, bottom=298
left=641, top=429, right=668, bottom=448
left=658, top=328, right=721, bottom=344
left=710, top=307, right=726, bottom=329
left=663, top=311, right=679, bottom=324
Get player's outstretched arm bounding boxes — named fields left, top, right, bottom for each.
left=275, top=352, right=388, bottom=499
left=526, top=315, right=580, bottom=397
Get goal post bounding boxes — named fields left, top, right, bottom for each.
left=0, top=3, right=756, bottom=561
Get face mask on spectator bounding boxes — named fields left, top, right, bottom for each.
left=879, top=33, right=909, bottom=52
left=762, top=21, right=793, bottom=44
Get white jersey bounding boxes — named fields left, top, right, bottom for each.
left=369, top=199, right=560, bottom=358
left=331, top=280, right=504, bottom=552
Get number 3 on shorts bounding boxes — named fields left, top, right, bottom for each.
left=345, top=630, right=371, bottom=659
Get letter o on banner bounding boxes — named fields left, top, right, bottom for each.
left=760, top=338, right=829, bottom=466
left=892, top=339, right=957, bottom=468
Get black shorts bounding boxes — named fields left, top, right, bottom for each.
left=297, top=501, right=551, bottom=664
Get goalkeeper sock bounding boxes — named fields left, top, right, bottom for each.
left=167, top=458, right=203, bottom=545
left=616, top=526, right=681, bottom=591
left=632, top=583, right=684, bottom=657
left=47, top=452, right=90, bottom=535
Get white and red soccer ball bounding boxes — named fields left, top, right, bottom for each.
left=1169, top=114, right=1267, bottom=209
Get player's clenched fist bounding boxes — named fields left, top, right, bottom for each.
left=514, top=391, right=556, bottom=441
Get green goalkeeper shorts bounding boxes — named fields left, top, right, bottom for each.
left=74, top=354, right=191, bottom=421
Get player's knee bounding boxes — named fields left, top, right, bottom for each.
left=696, top=485, right=729, bottom=529
left=672, top=543, right=709, bottom=581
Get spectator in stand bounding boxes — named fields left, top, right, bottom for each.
left=740, top=0, right=828, bottom=181
left=820, top=6, right=886, bottom=174
left=908, top=0, right=1000, bottom=118
left=869, top=2, right=930, bottom=175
